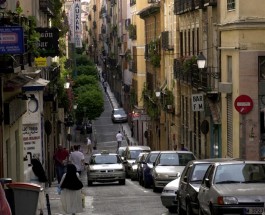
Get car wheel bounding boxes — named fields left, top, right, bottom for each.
left=186, top=201, right=193, bottom=215
left=87, top=180, right=93, bottom=186
left=168, top=207, right=176, bottom=213
left=152, top=183, right=158, bottom=192
left=119, top=179, right=126, bottom=185
left=198, top=205, right=204, bottom=215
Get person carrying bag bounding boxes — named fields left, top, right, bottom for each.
left=59, top=164, right=84, bottom=215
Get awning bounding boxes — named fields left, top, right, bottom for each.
left=207, top=99, right=221, bottom=124
left=22, top=78, right=50, bottom=91
left=4, top=75, right=34, bottom=92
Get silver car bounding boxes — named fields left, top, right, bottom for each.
left=123, top=145, right=151, bottom=178
left=87, top=151, right=126, bottom=185
left=152, top=151, right=196, bottom=192
left=161, top=175, right=181, bottom=213
left=198, top=160, right=265, bottom=215
left=111, top=108, right=128, bottom=123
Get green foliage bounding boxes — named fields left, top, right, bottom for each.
left=76, top=55, right=94, bottom=66
left=75, top=89, right=104, bottom=121
left=75, top=65, right=98, bottom=78
left=148, top=40, right=160, bottom=68
left=73, top=75, right=99, bottom=89
left=52, top=0, right=69, bottom=37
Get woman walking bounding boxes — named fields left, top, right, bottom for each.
left=30, top=158, right=48, bottom=215
left=59, top=164, right=83, bottom=215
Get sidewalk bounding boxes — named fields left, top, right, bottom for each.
left=43, top=70, right=139, bottom=214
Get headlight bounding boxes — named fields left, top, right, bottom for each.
left=157, top=174, right=169, bottom=179
left=217, top=196, right=238, bottom=205
left=132, top=165, right=138, bottom=170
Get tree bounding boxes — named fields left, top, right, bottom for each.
left=75, top=88, right=104, bottom=121
left=75, top=65, right=98, bottom=78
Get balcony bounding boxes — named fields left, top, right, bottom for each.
left=174, top=0, right=196, bottom=15
left=204, top=0, right=217, bottom=6
left=39, top=0, right=54, bottom=17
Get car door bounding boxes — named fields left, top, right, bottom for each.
left=178, top=163, right=193, bottom=211
left=198, top=165, right=215, bottom=215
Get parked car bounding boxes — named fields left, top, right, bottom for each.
left=177, top=158, right=234, bottom=215
left=139, top=151, right=160, bottom=188
left=161, top=176, right=181, bottom=213
left=123, top=145, right=151, bottom=178
left=130, top=152, right=149, bottom=181
left=86, top=150, right=126, bottom=186
left=111, top=108, right=128, bottom=123
left=198, top=160, right=265, bottom=215
left=152, top=151, right=196, bottom=192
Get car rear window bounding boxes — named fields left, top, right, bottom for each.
left=91, top=155, right=121, bottom=164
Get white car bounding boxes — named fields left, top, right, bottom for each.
left=198, top=160, right=265, bottom=215
left=160, top=175, right=181, bottom=213
left=152, top=151, right=196, bottom=192
left=87, top=151, right=126, bottom=185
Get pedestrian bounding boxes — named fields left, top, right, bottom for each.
left=53, top=144, right=69, bottom=183
left=103, top=81, right=108, bottom=93
left=180, top=144, right=188, bottom=151
left=69, top=145, right=85, bottom=175
left=59, top=164, right=83, bottom=215
left=30, top=158, right=48, bottom=215
left=0, top=183, right=12, bottom=215
left=116, top=131, right=123, bottom=149
left=131, top=124, right=134, bottom=137
left=86, top=136, right=92, bottom=154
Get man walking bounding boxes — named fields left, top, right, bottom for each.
left=69, top=145, right=85, bottom=175
left=53, top=144, right=69, bottom=183
left=86, top=136, right=92, bottom=154
left=116, top=131, right=123, bottom=149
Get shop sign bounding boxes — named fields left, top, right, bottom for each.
left=0, top=26, right=24, bottom=54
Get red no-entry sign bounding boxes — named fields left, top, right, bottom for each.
left=234, top=95, right=253, bottom=114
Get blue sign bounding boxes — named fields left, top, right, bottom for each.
left=0, top=26, right=24, bottom=54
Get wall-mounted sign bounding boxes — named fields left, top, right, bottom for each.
left=0, top=26, right=24, bottom=54
left=74, top=0, right=82, bottom=48
left=35, top=27, right=59, bottom=57
left=192, top=94, right=204, bottom=111
left=35, top=57, right=47, bottom=67
left=234, top=94, right=253, bottom=114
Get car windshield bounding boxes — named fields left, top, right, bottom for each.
left=157, top=153, right=195, bottom=166
left=129, top=150, right=146, bottom=159
left=90, top=155, right=121, bottom=164
left=147, top=153, right=159, bottom=163
left=117, top=148, right=125, bottom=156
left=190, top=163, right=211, bottom=182
left=114, top=109, right=126, bottom=115
left=214, top=163, right=265, bottom=184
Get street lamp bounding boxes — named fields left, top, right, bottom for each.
left=197, top=52, right=206, bottom=69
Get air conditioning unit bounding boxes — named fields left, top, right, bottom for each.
left=218, top=82, right=232, bottom=94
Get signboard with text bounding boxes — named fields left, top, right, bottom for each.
left=192, top=94, right=204, bottom=111
left=0, top=26, right=24, bottom=54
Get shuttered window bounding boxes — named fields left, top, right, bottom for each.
left=227, top=94, right=233, bottom=157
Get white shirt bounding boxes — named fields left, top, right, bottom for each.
left=87, top=138, right=91, bottom=145
left=116, top=133, right=123, bottom=142
left=69, top=151, right=85, bottom=171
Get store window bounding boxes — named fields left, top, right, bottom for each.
left=227, top=0, right=235, bottom=10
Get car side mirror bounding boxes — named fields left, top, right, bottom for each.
left=153, top=162, right=156, bottom=167
left=176, top=172, right=181, bottom=178
left=205, top=178, right=211, bottom=188
left=183, top=176, right=187, bottom=182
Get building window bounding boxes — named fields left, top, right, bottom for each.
left=259, top=56, right=265, bottom=81
left=227, top=0, right=235, bottom=11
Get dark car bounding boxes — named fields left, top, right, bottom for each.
left=111, top=108, right=128, bottom=123
left=140, top=151, right=160, bottom=188
left=198, top=160, right=265, bottom=215
left=177, top=159, right=232, bottom=215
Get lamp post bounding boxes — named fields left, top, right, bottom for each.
left=197, top=52, right=206, bottom=69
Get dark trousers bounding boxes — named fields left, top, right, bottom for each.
left=117, top=141, right=121, bottom=149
